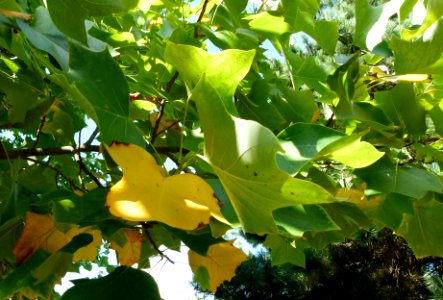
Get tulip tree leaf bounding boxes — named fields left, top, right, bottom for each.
left=61, top=266, right=161, bottom=300
left=355, top=157, right=443, bottom=198
left=47, top=0, right=138, bottom=44
left=191, top=77, right=334, bottom=234
left=397, top=194, right=443, bottom=258
left=278, top=123, right=384, bottom=175
left=188, top=241, right=247, bottom=292
left=64, top=43, right=144, bottom=146
left=164, top=42, right=255, bottom=114
left=105, top=142, right=228, bottom=230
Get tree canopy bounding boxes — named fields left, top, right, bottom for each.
left=0, top=0, right=443, bottom=299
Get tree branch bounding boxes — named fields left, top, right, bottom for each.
left=0, top=145, right=187, bottom=160
left=0, top=145, right=101, bottom=160
left=141, top=222, right=174, bottom=264
left=26, top=157, right=86, bottom=193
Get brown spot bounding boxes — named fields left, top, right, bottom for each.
left=111, top=141, right=129, bottom=146
left=195, top=222, right=207, bottom=230
left=290, top=192, right=294, bottom=195
left=253, top=171, right=258, bottom=176
left=155, top=183, right=160, bottom=187
left=245, top=165, right=249, bottom=169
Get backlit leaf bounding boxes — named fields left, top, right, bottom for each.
left=105, top=142, right=228, bottom=230
left=191, top=77, right=334, bottom=234
left=13, top=212, right=102, bottom=264
left=188, top=241, right=247, bottom=292
left=110, top=228, right=143, bottom=266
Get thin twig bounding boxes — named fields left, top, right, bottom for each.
left=150, top=98, right=166, bottom=145
left=32, top=116, right=47, bottom=148
left=78, top=158, right=104, bottom=188
left=194, top=0, right=209, bottom=38
left=76, top=130, right=85, bottom=189
left=26, top=157, right=86, bottom=193
left=141, top=222, right=175, bottom=264
left=165, top=71, right=179, bottom=93
left=85, top=127, right=99, bottom=145
left=0, top=145, right=181, bottom=160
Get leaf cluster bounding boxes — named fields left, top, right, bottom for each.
left=0, top=0, right=443, bottom=298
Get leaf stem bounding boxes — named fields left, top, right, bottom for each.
left=194, top=0, right=209, bottom=38
left=32, top=116, right=47, bottom=148
left=26, top=157, right=86, bottom=193
left=141, top=222, right=175, bottom=264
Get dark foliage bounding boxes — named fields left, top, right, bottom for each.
left=198, top=229, right=440, bottom=300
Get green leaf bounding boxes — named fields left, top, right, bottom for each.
left=278, top=123, right=383, bottom=175
left=0, top=217, right=23, bottom=263
left=47, top=0, right=138, bottom=44
left=399, top=0, right=419, bottom=22
left=64, top=43, right=143, bottom=146
left=355, top=0, right=403, bottom=50
left=165, top=42, right=255, bottom=114
left=430, top=101, right=443, bottom=135
left=401, top=0, right=443, bottom=40
left=375, top=193, right=415, bottom=229
left=285, top=52, right=329, bottom=92
left=391, top=19, right=443, bottom=74
left=0, top=234, right=91, bottom=300
left=248, top=12, right=292, bottom=35
left=273, top=205, right=340, bottom=238
left=293, top=11, right=338, bottom=55
left=0, top=249, right=50, bottom=299
left=17, top=6, right=69, bottom=71
left=61, top=266, right=161, bottom=300
left=18, top=165, right=57, bottom=194
left=191, top=77, right=334, bottom=234
left=0, top=72, right=48, bottom=124
left=397, top=194, right=443, bottom=257
left=263, top=235, right=305, bottom=267
left=52, top=189, right=112, bottom=224
left=374, top=82, right=426, bottom=135
left=355, top=157, right=443, bottom=198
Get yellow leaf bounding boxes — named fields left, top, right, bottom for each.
left=13, top=212, right=102, bottom=264
left=110, top=229, right=143, bottom=266
left=106, top=142, right=229, bottom=230
left=335, top=188, right=366, bottom=202
left=188, top=241, right=247, bottom=292
left=72, top=228, right=102, bottom=262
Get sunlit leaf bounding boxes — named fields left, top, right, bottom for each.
left=188, top=241, right=247, bottom=292
left=47, top=0, right=138, bottom=44
left=278, top=123, right=384, bottom=175
left=191, top=77, right=335, bottom=234
left=105, top=142, right=228, bottom=230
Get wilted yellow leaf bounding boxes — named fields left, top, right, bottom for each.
left=110, top=229, right=143, bottom=266
left=106, top=142, right=228, bottom=230
left=13, top=212, right=102, bottom=264
left=188, top=241, right=247, bottom=292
